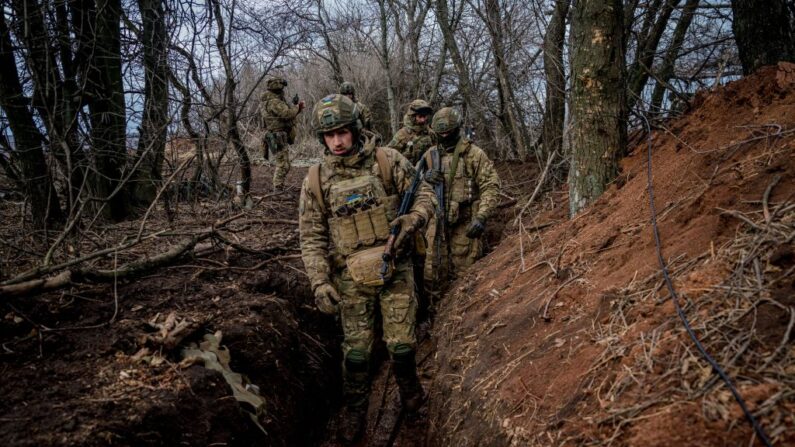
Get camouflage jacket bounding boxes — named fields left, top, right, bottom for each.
left=357, top=101, right=373, bottom=131
left=299, top=132, right=435, bottom=290
left=260, top=90, right=300, bottom=132
left=423, top=138, right=501, bottom=223
left=387, top=114, right=432, bottom=164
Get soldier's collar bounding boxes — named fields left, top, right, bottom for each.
left=443, top=137, right=470, bottom=153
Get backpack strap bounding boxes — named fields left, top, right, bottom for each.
left=374, top=147, right=393, bottom=193
left=308, top=164, right=325, bottom=213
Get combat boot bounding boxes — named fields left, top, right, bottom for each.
left=339, top=400, right=367, bottom=443
left=339, top=349, right=370, bottom=442
left=392, top=345, right=425, bottom=413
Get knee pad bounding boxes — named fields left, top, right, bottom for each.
left=391, top=343, right=416, bottom=365
left=345, top=349, right=369, bottom=373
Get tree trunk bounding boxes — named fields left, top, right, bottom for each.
left=650, top=0, right=699, bottom=112
left=89, top=0, right=130, bottom=221
left=317, top=0, right=344, bottom=85
left=13, top=0, right=84, bottom=214
left=541, top=0, right=571, bottom=164
left=429, top=40, right=447, bottom=107
left=0, top=12, right=64, bottom=227
left=132, top=0, right=169, bottom=205
left=568, top=0, right=627, bottom=216
left=626, top=0, right=680, bottom=109
left=485, top=0, right=526, bottom=160
left=435, top=0, right=484, bottom=126
left=730, top=0, right=795, bottom=75
left=378, top=0, right=400, bottom=134
left=210, top=0, right=251, bottom=197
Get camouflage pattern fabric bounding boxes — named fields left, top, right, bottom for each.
left=272, top=148, right=291, bottom=188
left=357, top=101, right=373, bottom=131
left=388, top=113, right=433, bottom=165
left=422, top=138, right=501, bottom=295
left=298, top=133, right=434, bottom=357
left=335, top=260, right=417, bottom=357
left=260, top=90, right=300, bottom=187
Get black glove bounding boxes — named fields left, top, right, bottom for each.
left=465, top=217, right=485, bottom=239
left=424, top=170, right=444, bottom=185
left=390, top=212, right=425, bottom=248
left=292, top=94, right=300, bottom=105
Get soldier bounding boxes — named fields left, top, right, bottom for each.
left=339, top=81, right=373, bottom=131
left=421, top=107, right=501, bottom=297
left=298, top=94, right=434, bottom=442
left=388, top=99, right=434, bottom=165
left=260, top=77, right=305, bottom=189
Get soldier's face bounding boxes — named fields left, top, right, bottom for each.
left=415, top=114, right=429, bottom=125
left=324, top=128, right=354, bottom=155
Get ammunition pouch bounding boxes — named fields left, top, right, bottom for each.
left=450, top=176, right=476, bottom=205
left=346, top=245, right=393, bottom=286
left=329, top=201, right=396, bottom=256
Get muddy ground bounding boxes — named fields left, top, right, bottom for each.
left=0, top=168, right=339, bottom=446
left=4, top=65, right=792, bottom=447
left=0, top=144, right=530, bottom=446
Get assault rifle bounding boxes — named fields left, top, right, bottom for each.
left=429, top=149, right=445, bottom=280
left=381, top=157, right=429, bottom=279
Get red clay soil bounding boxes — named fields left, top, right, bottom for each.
left=428, top=62, right=795, bottom=446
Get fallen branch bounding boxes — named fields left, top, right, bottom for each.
left=0, top=232, right=212, bottom=299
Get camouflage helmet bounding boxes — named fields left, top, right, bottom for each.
left=408, top=99, right=433, bottom=116
left=339, top=81, right=356, bottom=96
left=267, top=77, right=288, bottom=91
left=431, top=107, right=462, bottom=134
left=312, top=94, right=362, bottom=139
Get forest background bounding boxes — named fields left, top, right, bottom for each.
left=0, top=0, right=793, bottom=280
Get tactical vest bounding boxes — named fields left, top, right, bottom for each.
left=308, top=148, right=399, bottom=257
left=425, top=141, right=479, bottom=224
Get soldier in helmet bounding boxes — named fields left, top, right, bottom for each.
left=260, top=77, right=305, bottom=189
left=388, top=99, right=434, bottom=165
left=339, top=81, right=373, bottom=131
left=298, top=94, right=435, bottom=442
left=421, top=107, right=501, bottom=298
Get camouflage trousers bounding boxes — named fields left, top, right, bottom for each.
left=334, top=260, right=418, bottom=402
left=423, top=216, right=483, bottom=301
left=272, top=148, right=291, bottom=188
left=333, top=260, right=418, bottom=358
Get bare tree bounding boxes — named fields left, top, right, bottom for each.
left=626, top=0, right=680, bottom=109
left=480, top=0, right=528, bottom=159
left=434, top=0, right=483, bottom=124
left=132, top=0, right=170, bottom=205
left=650, top=0, right=700, bottom=112
left=730, top=0, right=795, bottom=74
left=540, top=0, right=570, bottom=164
left=0, top=11, right=64, bottom=227
left=378, top=0, right=401, bottom=134
left=568, top=0, right=627, bottom=215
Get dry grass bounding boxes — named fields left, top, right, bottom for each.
left=573, top=197, right=795, bottom=446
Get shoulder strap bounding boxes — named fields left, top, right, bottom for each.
left=308, top=164, right=325, bottom=212
left=374, top=147, right=393, bottom=193
left=424, top=150, right=434, bottom=170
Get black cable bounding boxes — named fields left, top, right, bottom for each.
left=639, top=111, right=773, bottom=447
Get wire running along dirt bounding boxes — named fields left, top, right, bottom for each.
left=639, top=111, right=773, bottom=447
